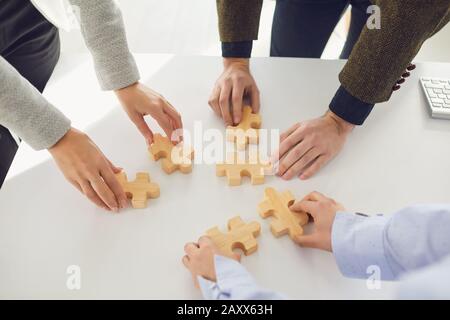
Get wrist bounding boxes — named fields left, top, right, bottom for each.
left=48, top=127, right=79, bottom=154
left=114, top=81, right=139, bottom=95
left=223, top=58, right=249, bottom=70
left=326, top=110, right=355, bottom=135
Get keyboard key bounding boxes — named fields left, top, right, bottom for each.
left=444, top=104, right=450, bottom=109
left=434, top=103, right=443, bottom=108
left=426, top=83, right=444, bottom=89
left=438, top=94, right=446, bottom=99
left=432, top=98, right=444, bottom=104
left=434, top=88, right=443, bottom=94
left=432, top=80, right=441, bottom=84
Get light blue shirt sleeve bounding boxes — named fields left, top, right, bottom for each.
left=332, top=204, right=450, bottom=281
left=198, top=255, right=286, bottom=300
left=199, top=204, right=450, bottom=300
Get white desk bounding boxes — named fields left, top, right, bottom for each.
left=1, top=55, right=450, bottom=299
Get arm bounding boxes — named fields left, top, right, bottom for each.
left=334, top=0, right=450, bottom=124
left=332, top=204, right=450, bottom=281
left=290, top=192, right=450, bottom=281
left=68, top=0, right=139, bottom=91
left=397, top=255, right=450, bottom=299
left=69, top=0, right=182, bottom=144
left=0, top=57, right=71, bottom=150
left=183, top=238, right=286, bottom=300
left=209, top=0, right=263, bottom=126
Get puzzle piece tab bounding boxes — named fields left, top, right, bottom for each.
left=226, top=106, right=261, bottom=150
left=116, top=171, right=160, bottom=209
left=149, top=134, right=194, bottom=174
left=206, top=216, right=261, bottom=256
left=258, top=188, right=309, bottom=239
left=216, top=153, right=273, bottom=186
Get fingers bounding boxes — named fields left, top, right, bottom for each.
left=277, top=126, right=304, bottom=162
left=294, top=234, right=319, bottom=249
left=106, top=158, right=123, bottom=174
left=280, top=123, right=301, bottom=143
left=184, top=242, right=199, bottom=255
left=300, top=155, right=328, bottom=180
left=89, top=175, right=119, bottom=212
left=131, top=114, right=154, bottom=145
left=100, top=167, right=128, bottom=209
left=208, top=86, right=222, bottom=117
left=198, top=236, right=213, bottom=247
left=277, top=137, right=311, bottom=177
left=154, top=114, right=174, bottom=143
left=182, top=255, right=190, bottom=268
left=250, top=86, right=261, bottom=114
left=219, top=82, right=233, bottom=126
left=163, top=102, right=183, bottom=131
left=80, top=181, right=109, bottom=210
left=282, top=148, right=321, bottom=180
left=231, top=85, right=244, bottom=125
left=290, top=200, right=317, bottom=216
left=303, top=191, right=327, bottom=202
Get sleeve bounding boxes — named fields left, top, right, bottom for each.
left=339, top=0, right=450, bottom=104
left=0, top=56, right=71, bottom=150
left=216, top=0, right=263, bottom=42
left=397, top=255, right=450, bottom=300
left=68, top=0, right=140, bottom=91
left=198, top=255, right=287, bottom=300
left=332, top=205, right=450, bottom=281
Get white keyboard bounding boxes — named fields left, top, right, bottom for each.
left=420, top=77, right=450, bottom=120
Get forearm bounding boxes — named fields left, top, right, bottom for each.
left=69, top=0, right=140, bottom=91
left=0, top=57, right=71, bottom=150
left=199, top=256, right=286, bottom=300
left=340, top=0, right=450, bottom=104
left=217, top=0, right=263, bottom=58
left=332, top=204, right=450, bottom=281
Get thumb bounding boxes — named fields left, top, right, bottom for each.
left=132, top=114, right=154, bottom=145
left=294, top=234, right=318, bottom=249
left=290, top=200, right=317, bottom=217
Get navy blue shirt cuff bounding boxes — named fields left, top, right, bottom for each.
left=222, top=41, right=253, bottom=58
left=329, top=86, right=375, bottom=125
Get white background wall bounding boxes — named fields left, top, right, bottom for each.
left=60, top=0, right=450, bottom=62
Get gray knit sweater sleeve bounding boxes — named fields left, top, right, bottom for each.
left=69, top=0, right=140, bottom=90
left=0, top=0, right=140, bottom=150
left=0, top=56, right=71, bottom=150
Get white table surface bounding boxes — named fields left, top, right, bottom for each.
left=1, top=54, right=450, bottom=299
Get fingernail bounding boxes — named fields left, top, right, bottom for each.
left=112, top=207, right=119, bottom=212
left=120, top=200, right=128, bottom=208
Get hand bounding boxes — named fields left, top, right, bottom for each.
left=182, top=237, right=240, bottom=288
left=49, top=128, right=127, bottom=211
left=115, top=82, right=183, bottom=145
left=209, top=58, right=260, bottom=126
left=275, top=111, right=354, bottom=180
left=290, top=191, right=345, bottom=251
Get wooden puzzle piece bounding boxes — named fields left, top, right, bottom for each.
left=258, top=188, right=309, bottom=239
left=116, top=171, right=160, bottom=209
left=149, top=134, right=194, bottom=174
left=216, top=153, right=273, bottom=186
left=226, top=106, right=262, bottom=150
left=206, top=216, right=261, bottom=256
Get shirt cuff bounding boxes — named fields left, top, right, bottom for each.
left=222, top=41, right=253, bottom=58
left=332, top=212, right=396, bottom=280
left=198, top=255, right=259, bottom=300
left=329, top=85, right=375, bottom=125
